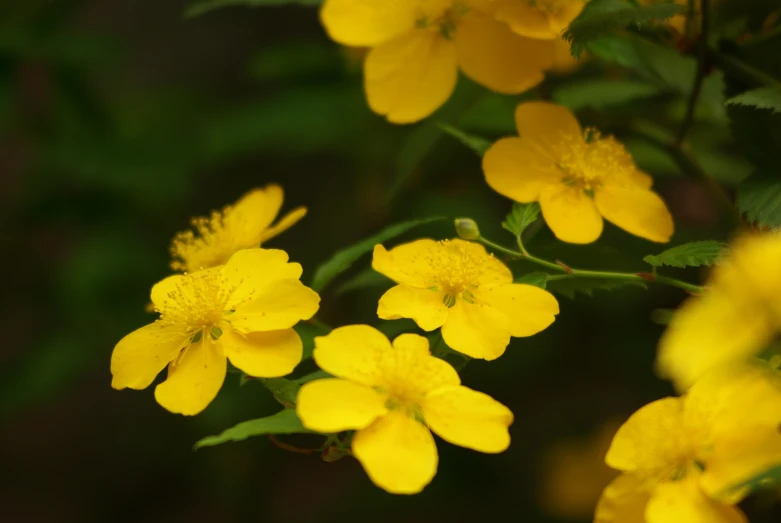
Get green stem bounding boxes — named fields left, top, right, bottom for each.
left=674, top=0, right=709, bottom=147
left=707, top=48, right=781, bottom=88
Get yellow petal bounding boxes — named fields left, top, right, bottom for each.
left=313, top=324, right=392, bottom=386
left=492, top=0, right=556, bottom=39
left=550, top=36, right=583, bottom=74
left=595, top=474, right=653, bottom=523
left=594, top=186, right=674, bottom=243
left=224, top=184, right=284, bottom=247
left=320, top=0, right=419, bottom=47
left=150, top=274, right=187, bottom=310
left=230, top=279, right=321, bottom=332
left=221, top=327, right=302, bottom=378
left=377, top=285, right=449, bottom=330
left=382, top=333, right=460, bottom=393
left=111, top=322, right=188, bottom=390
left=448, top=239, right=514, bottom=287
left=645, top=478, right=747, bottom=523
left=352, top=411, right=438, bottom=494
left=365, top=30, right=457, bottom=124
left=260, top=206, right=307, bottom=244
left=297, top=378, right=388, bottom=433
left=455, top=14, right=553, bottom=94
left=221, top=248, right=305, bottom=309
left=605, top=397, right=687, bottom=475
left=440, top=300, right=511, bottom=360
left=154, top=337, right=226, bottom=416
left=657, top=290, right=775, bottom=391
left=539, top=184, right=603, bottom=244
left=514, top=101, right=582, bottom=143
left=482, top=137, right=562, bottom=203
left=477, top=283, right=559, bottom=337
left=372, top=240, right=439, bottom=288
left=423, top=385, right=513, bottom=453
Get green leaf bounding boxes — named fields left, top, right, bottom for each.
left=643, top=241, right=728, bottom=268
left=552, top=78, right=663, bottom=111
left=726, top=87, right=781, bottom=114
left=564, top=0, right=685, bottom=58
left=438, top=124, right=492, bottom=157
left=186, top=0, right=321, bottom=18
left=547, top=278, right=646, bottom=299
left=736, top=170, right=781, bottom=228
left=259, top=369, right=331, bottom=407
left=310, top=217, right=443, bottom=293
left=514, top=272, right=549, bottom=289
left=193, top=409, right=313, bottom=450
left=334, top=267, right=392, bottom=296
left=501, top=203, right=541, bottom=237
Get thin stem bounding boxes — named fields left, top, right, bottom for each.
left=707, top=48, right=781, bottom=88
left=674, top=0, right=709, bottom=147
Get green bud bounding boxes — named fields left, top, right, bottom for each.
left=454, top=217, right=480, bottom=240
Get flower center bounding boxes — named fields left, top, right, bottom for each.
left=426, top=240, right=479, bottom=306
left=170, top=207, right=238, bottom=272
left=415, top=1, right=470, bottom=39
left=556, top=128, right=637, bottom=194
left=155, top=269, right=235, bottom=337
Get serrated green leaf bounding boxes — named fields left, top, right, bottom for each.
left=438, top=123, right=492, bottom=157
left=564, top=0, right=685, bottom=58
left=643, top=241, right=727, bottom=268
left=552, top=78, right=663, bottom=111
left=334, top=267, right=392, bottom=296
left=501, top=202, right=541, bottom=236
left=194, top=409, right=313, bottom=450
left=310, top=217, right=443, bottom=293
left=737, top=170, right=781, bottom=228
left=547, top=278, right=646, bottom=299
left=186, top=0, right=321, bottom=18
left=726, top=87, right=781, bottom=114
left=514, top=272, right=549, bottom=289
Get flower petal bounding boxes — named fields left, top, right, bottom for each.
left=222, top=327, right=302, bottom=378
left=382, top=333, right=460, bottom=393
left=365, top=30, right=457, bottom=124
left=645, top=478, right=747, bottom=523
left=482, top=137, right=563, bottom=202
left=514, top=101, right=582, bottom=144
left=594, top=474, right=653, bottom=523
left=222, top=248, right=305, bottom=309
left=540, top=184, right=603, bottom=244
left=260, top=206, right=307, bottom=244
left=594, top=186, right=674, bottom=243
left=440, top=300, right=511, bottom=360
left=492, top=0, right=557, bottom=39
left=352, top=411, right=438, bottom=494
left=111, top=322, right=189, bottom=390
left=605, top=397, right=687, bottom=475
left=423, top=385, right=513, bottom=453
left=372, top=240, right=439, bottom=288
left=455, top=14, right=553, bottom=94
left=377, top=285, right=449, bottom=331
left=230, top=279, right=321, bottom=332
left=297, top=378, right=388, bottom=433
left=150, top=274, right=187, bottom=310
left=320, top=0, right=419, bottom=47
left=154, top=337, right=226, bottom=416
left=224, top=185, right=284, bottom=247
left=477, top=283, right=559, bottom=337
left=313, top=324, right=392, bottom=386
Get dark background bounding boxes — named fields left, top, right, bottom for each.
left=2, top=0, right=780, bottom=522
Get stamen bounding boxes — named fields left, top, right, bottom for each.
left=554, top=128, right=638, bottom=193
left=170, top=207, right=237, bottom=272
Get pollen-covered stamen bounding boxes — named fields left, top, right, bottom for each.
left=156, top=269, right=237, bottom=336
left=555, top=128, right=637, bottom=194
left=426, top=240, right=481, bottom=305
left=170, top=207, right=237, bottom=272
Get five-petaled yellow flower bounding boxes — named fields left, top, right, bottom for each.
left=657, top=231, right=781, bottom=391
left=296, top=325, right=514, bottom=494
left=111, top=249, right=320, bottom=415
left=372, top=238, right=559, bottom=360
left=170, top=184, right=307, bottom=272
left=483, top=102, right=674, bottom=244
left=320, top=0, right=557, bottom=123
left=596, top=362, right=781, bottom=523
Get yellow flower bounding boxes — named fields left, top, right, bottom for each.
left=596, top=362, right=781, bottom=523
left=371, top=238, right=559, bottom=360
left=320, top=0, right=556, bottom=123
left=482, top=101, right=674, bottom=244
left=170, top=184, right=307, bottom=272
left=494, top=0, right=585, bottom=40
left=657, top=232, right=781, bottom=391
left=111, top=249, right=320, bottom=415
left=296, top=325, right=514, bottom=494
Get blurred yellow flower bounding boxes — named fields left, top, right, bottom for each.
left=372, top=238, right=559, bottom=360
left=596, top=362, right=781, bottom=523
left=170, top=184, right=307, bottom=272
left=111, top=249, right=320, bottom=415
left=296, top=325, right=513, bottom=494
left=657, top=232, right=781, bottom=391
left=483, top=102, right=674, bottom=244
left=320, top=0, right=556, bottom=123
left=539, top=421, right=620, bottom=519
left=494, top=0, right=585, bottom=40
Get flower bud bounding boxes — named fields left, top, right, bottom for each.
left=454, top=218, right=480, bottom=240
